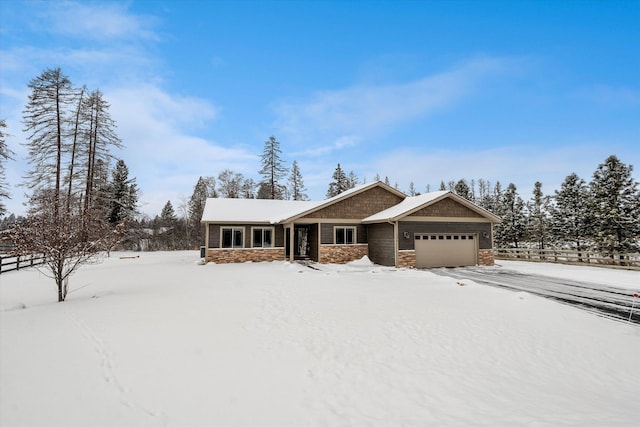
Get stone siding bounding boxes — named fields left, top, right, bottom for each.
left=478, top=249, right=495, bottom=266
left=398, top=250, right=416, bottom=268
left=319, top=244, right=368, bottom=264
left=207, top=248, right=285, bottom=263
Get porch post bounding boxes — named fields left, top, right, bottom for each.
left=393, top=221, right=399, bottom=267
left=204, top=222, right=210, bottom=262
left=317, top=222, right=322, bottom=263
left=289, top=223, right=295, bottom=262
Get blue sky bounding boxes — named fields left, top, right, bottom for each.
left=1, top=0, right=638, bottom=217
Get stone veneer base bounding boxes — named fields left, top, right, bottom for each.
left=398, top=249, right=495, bottom=268
left=319, top=244, right=368, bottom=264
left=478, top=249, right=495, bottom=266
left=207, top=248, right=285, bottom=263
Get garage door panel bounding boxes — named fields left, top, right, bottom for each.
left=415, top=234, right=477, bottom=268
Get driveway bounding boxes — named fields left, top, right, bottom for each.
left=431, top=266, right=639, bottom=324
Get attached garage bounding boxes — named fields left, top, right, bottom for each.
left=414, top=233, right=477, bottom=268
left=363, top=191, right=501, bottom=268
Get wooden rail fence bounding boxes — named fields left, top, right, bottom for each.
left=0, top=253, right=46, bottom=275
left=495, top=248, right=640, bottom=270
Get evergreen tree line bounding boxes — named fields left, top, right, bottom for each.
left=1, top=71, right=637, bottom=261
left=428, top=155, right=639, bottom=256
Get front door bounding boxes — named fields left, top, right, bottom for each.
left=294, top=225, right=311, bottom=259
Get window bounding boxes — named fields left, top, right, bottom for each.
left=334, top=226, right=356, bottom=245
left=252, top=227, right=274, bottom=248
left=221, top=227, right=244, bottom=248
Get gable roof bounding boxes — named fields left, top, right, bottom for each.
left=201, top=198, right=319, bottom=224
left=280, top=181, right=406, bottom=223
left=201, top=181, right=407, bottom=224
left=362, top=190, right=502, bottom=223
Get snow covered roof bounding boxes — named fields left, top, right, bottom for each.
left=362, top=190, right=502, bottom=223
left=201, top=198, right=320, bottom=224
left=201, top=181, right=407, bottom=224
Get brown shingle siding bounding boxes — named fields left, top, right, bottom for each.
left=367, top=223, right=395, bottom=266
left=411, top=198, right=483, bottom=218
left=306, top=187, right=404, bottom=219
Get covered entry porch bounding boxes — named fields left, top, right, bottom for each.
left=285, top=223, right=319, bottom=261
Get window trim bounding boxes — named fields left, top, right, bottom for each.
left=251, top=226, right=275, bottom=248
left=334, top=226, right=357, bottom=245
left=221, top=227, right=244, bottom=248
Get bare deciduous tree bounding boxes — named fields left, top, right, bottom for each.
left=11, top=191, right=124, bottom=301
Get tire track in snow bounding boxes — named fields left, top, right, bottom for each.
left=432, top=267, right=639, bottom=323
left=69, top=312, right=167, bottom=423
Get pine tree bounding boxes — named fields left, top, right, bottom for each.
left=108, top=159, right=138, bottom=225
left=158, top=200, right=178, bottom=250
left=527, top=181, right=551, bottom=249
left=188, top=176, right=216, bottom=245
left=476, top=179, right=492, bottom=210
left=288, top=160, right=308, bottom=200
left=590, top=155, right=640, bottom=257
left=326, top=163, right=349, bottom=197
left=22, top=67, right=75, bottom=221
left=454, top=179, right=472, bottom=200
left=551, top=173, right=592, bottom=254
left=65, top=85, right=86, bottom=213
left=258, top=135, right=288, bottom=199
left=347, top=171, right=359, bottom=190
left=408, top=182, right=417, bottom=196
left=469, top=179, right=477, bottom=202
left=79, top=90, right=122, bottom=227
left=160, top=201, right=177, bottom=226
left=241, top=178, right=256, bottom=199
left=439, top=180, right=446, bottom=191
left=0, top=119, right=14, bottom=217
left=494, top=183, right=526, bottom=248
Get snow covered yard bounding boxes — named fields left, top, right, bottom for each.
left=1, top=252, right=639, bottom=427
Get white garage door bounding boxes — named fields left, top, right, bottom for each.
left=414, top=233, right=477, bottom=268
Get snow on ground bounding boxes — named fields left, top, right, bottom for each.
left=1, top=252, right=639, bottom=427
left=496, top=260, right=640, bottom=290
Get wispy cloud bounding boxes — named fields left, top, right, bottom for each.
left=273, top=56, right=517, bottom=152
left=38, top=1, right=158, bottom=41
left=573, top=85, right=640, bottom=107
left=107, top=84, right=255, bottom=214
